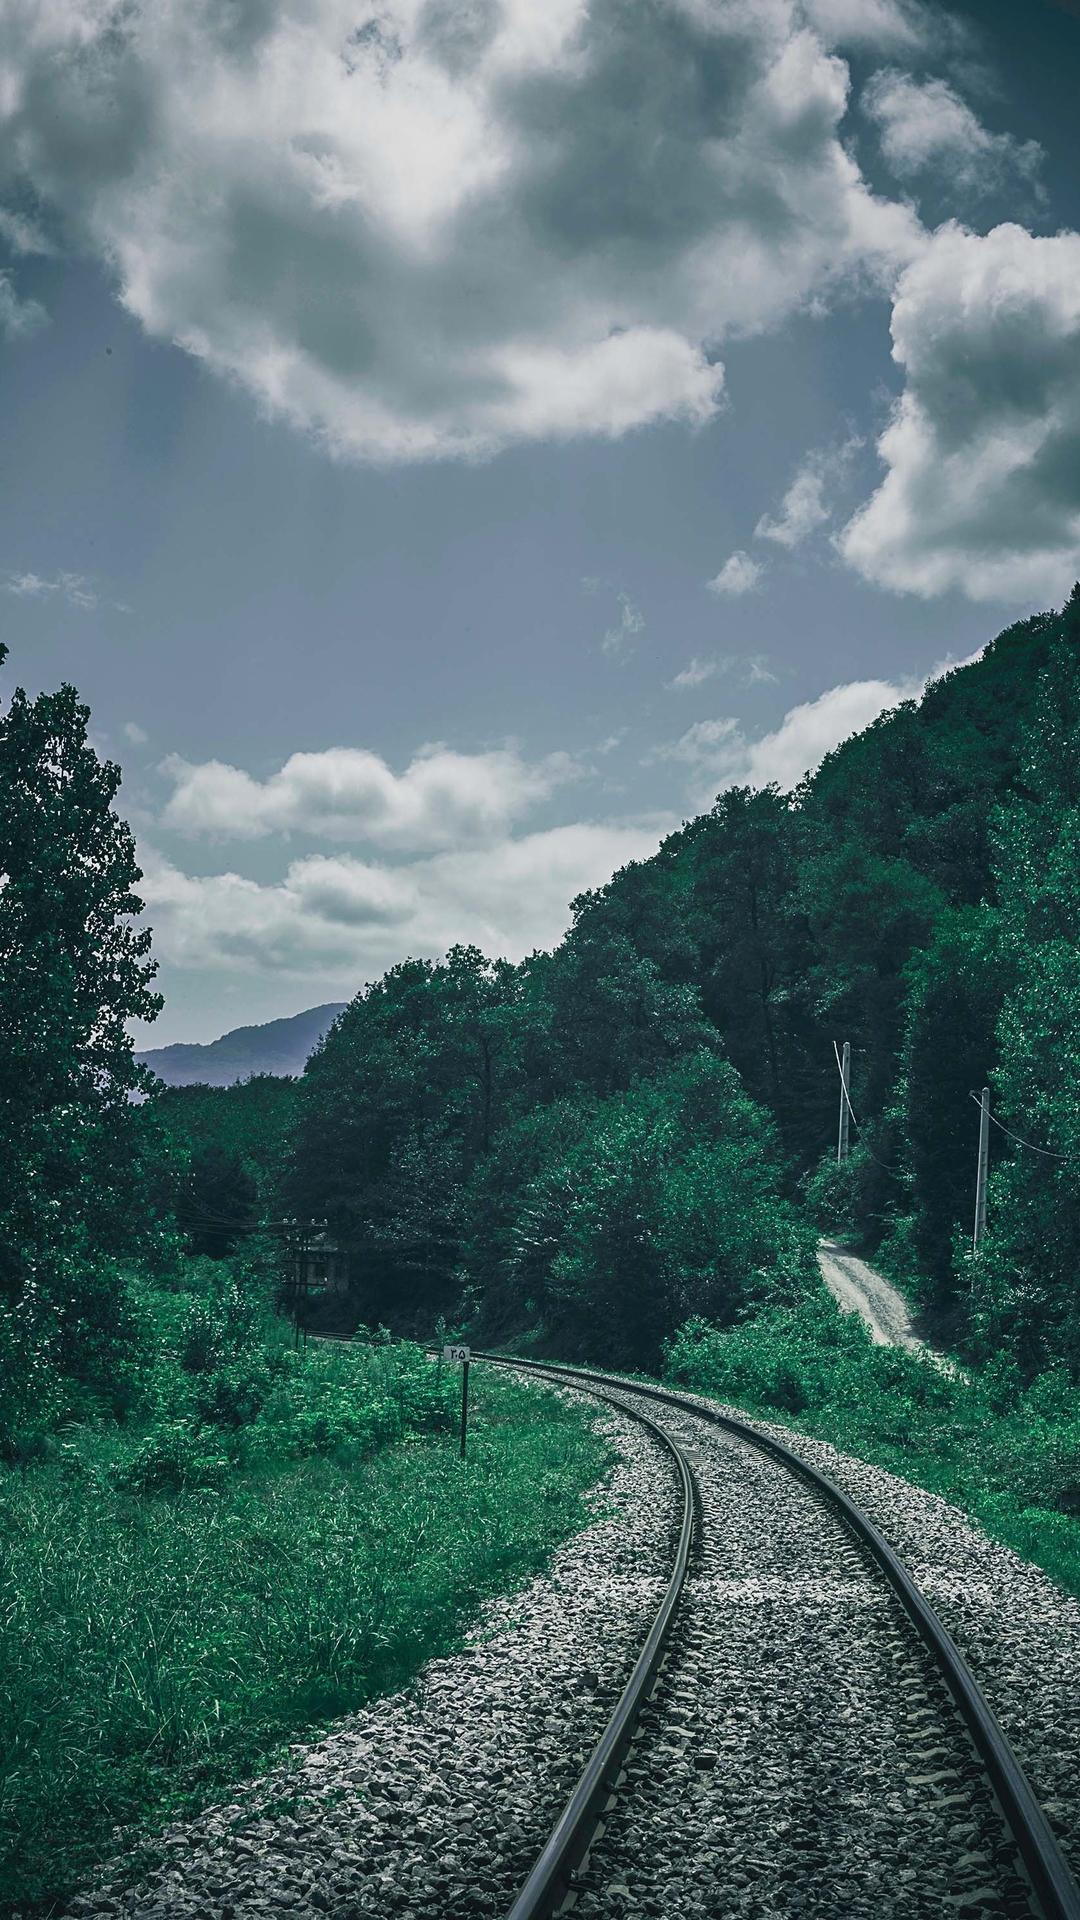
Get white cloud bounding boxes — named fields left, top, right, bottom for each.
left=124, top=722, right=148, bottom=745
left=707, top=552, right=763, bottom=597
left=0, top=209, right=54, bottom=255
left=755, top=462, right=830, bottom=550
left=602, top=592, right=644, bottom=660
left=1, top=569, right=95, bottom=606
left=755, top=436, right=861, bottom=548
left=839, top=222, right=1080, bottom=601
left=0, top=0, right=923, bottom=461
left=139, top=820, right=668, bottom=979
left=159, top=742, right=578, bottom=850
left=656, top=675, right=917, bottom=803
left=667, top=656, right=721, bottom=692
left=863, top=71, right=1042, bottom=194
left=0, top=272, right=46, bottom=339
left=802, top=0, right=932, bottom=50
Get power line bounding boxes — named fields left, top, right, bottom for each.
left=832, top=1042, right=904, bottom=1175
left=967, top=1090, right=1068, bottom=1161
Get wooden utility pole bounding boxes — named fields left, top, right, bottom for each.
left=973, top=1086, right=990, bottom=1253
left=837, top=1041, right=851, bottom=1164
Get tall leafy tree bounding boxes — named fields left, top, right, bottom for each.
left=0, top=650, right=162, bottom=1409
left=976, top=617, right=1080, bottom=1371
left=286, top=947, right=523, bottom=1326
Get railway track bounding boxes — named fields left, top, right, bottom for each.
left=483, top=1355, right=1080, bottom=1920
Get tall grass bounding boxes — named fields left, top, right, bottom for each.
left=0, top=1345, right=611, bottom=1915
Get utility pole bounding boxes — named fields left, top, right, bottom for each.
left=836, top=1041, right=851, bottom=1164
left=973, top=1086, right=990, bottom=1253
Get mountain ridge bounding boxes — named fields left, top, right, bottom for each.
left=137, top=1003, right=347, bottom=1087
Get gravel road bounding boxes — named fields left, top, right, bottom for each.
left=816, top=1239, right=922, bottom=1349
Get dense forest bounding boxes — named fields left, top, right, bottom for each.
left=5, top=590, right=1080, bottom=1448
left=273, top=586, right=1080, bottom=1379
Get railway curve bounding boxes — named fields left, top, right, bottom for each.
left=484, top=1355, right=1080, bottom=1920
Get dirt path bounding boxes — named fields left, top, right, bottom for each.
left=816, top=1237, right=923, bottom=1350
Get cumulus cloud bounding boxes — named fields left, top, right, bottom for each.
left=707, top=552, right=763, bottom=597
left=656, top=675, right=917, bottom=804
left=139, top=821, right=667, bottom=979
left=802, top=0, right=933, bottom=50
left=159, top=742, right=577, bottom=850
left=863, top=71, right=1043, bottom=194
left=1, top=568, right=95, bottom=605
left=0, top=0, right=922, bottom=461
left=0, top=272, right=46, bottom=339
left=839, top=223, right=1080, bottom=601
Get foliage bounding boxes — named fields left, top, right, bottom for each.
left=149, top=1077, right=298, bottom=1255
left=0, top=1348, right=610, bottom=1915
left=0, top=649, right=164, bottom=1441
left=274, top=585, right=1080, bottom=1369
left=497, top=1055, right=816, bottom=1370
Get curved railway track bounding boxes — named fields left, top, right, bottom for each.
left=482, top=1354, right=1080, bottom=1920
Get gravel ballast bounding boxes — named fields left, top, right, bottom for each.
left=570, top=1388, right=1036, bottom=1920
left=59, top=1370, right=1080, bottom=1920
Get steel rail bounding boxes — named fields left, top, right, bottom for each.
left=498, top=1370, right=696, bottom=1920
left=482, top=1352, right=1080, bottom=1920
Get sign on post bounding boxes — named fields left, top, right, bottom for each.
left=443, top=1343, right=470, bottom=1364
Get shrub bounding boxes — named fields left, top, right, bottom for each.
left=112, top=1423, right=232, bottom=1494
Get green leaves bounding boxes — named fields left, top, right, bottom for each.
left=0, top=662, right=165, bottom=1439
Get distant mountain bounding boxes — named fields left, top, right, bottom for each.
left=137, top=1003, right=348, bottom=1087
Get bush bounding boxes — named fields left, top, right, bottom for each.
left=112, top=1423, right=232, bottom=1494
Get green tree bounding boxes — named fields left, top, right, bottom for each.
left=975, top=617, right=1080, bottom=1371
left=504, top=1055, right=816, bottom=1370
left=286, top=947, right=523, bottom=1328
left=0, top=651, right=162, bottom=1422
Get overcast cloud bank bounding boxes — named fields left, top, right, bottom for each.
left=0, top=0, right=920, bottom=462
left=2, top=1, right=1078, bottom=598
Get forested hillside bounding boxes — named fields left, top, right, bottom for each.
left=5, top=593, right=1080, bottom=1436
left=285, top=590, right=1080, bottom=1378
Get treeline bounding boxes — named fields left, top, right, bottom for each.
left=5, top=592, right=1080, bottom=1442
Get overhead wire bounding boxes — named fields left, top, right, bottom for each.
left=967, top=1090, right=1069, bottom=1161
left=832, top=1041, right=905, bottom=1175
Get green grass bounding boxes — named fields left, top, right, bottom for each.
left=665, top=1294, right=1080, bottom=1599
left=0, top=1343, right=612, bottom=1916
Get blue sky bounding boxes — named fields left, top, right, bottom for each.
left=1, top=0, right=1079, bottom=1042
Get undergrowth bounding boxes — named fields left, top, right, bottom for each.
left=665, top=1293, right=1080, bottom=1599
left=0, top=1283, right=611, bottom=1917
